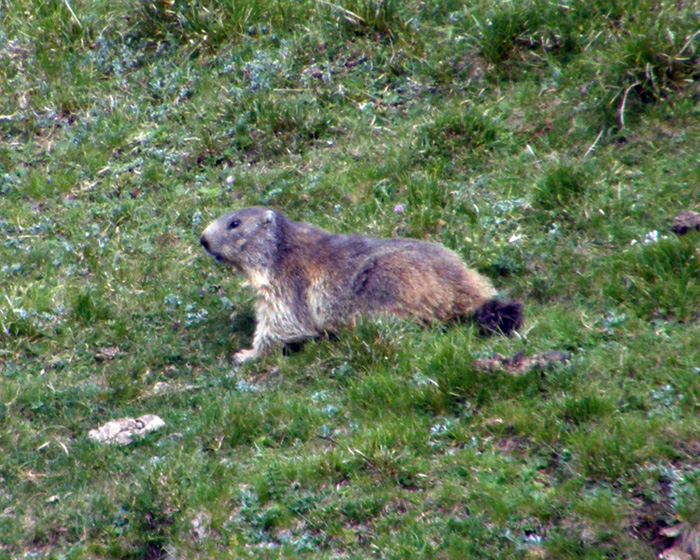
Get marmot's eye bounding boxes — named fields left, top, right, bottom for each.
left=228, top=219, right=240, bottom=230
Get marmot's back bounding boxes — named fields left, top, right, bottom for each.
left=200, top=207, right=522, bottom=363
left=342, top=238, right=497, bottom=323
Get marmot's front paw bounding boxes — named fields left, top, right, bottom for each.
left=233, top=348, right=259, bottom=365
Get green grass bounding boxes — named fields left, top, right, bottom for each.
left=2, top=0, right=700, bottom=558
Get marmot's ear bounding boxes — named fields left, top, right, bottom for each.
left=262, top=209, right=276, bottom=226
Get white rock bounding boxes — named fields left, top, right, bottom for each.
left=88, top=415, right=165, bottom=445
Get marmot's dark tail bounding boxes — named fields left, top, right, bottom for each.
left=473, top=299, right=523, bottom=336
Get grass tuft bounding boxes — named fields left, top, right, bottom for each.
left=472, top=1, right=541, bottom=65
left=604, top=237, right=700, bottom=321
left=134, top=0, right=317, bottom=49
left=417, top=104, right=499, bottom=161
left=532, top=160, right=589, bottom=211
left=323, top=0, right=412, bottom=42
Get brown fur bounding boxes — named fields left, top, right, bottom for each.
left=200, top=207, right=522, bottom=363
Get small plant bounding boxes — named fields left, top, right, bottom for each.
left=609, top=7, right=700, bottom=103
left=135, top=0, right=316, bottom=48
left=557, top=393, right=615, bottom=426
left=674, top=469, right=700, bottom=526
left=324, top=0, right=410, bottom=42
left=222, top=94, right=335, bottom=163
left=572, top=416, right=652, bottom=480
left=417, top=105, right=499, bottom=161
left=532, top=161, right=589, bottom=211
left=71, top=289, right=110, bottom=325
left=473, top=2, right=539, bottom=65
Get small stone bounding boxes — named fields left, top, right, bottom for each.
left=659, top=522, right=700, bottom=560
left=671, top=211, right=700, bottom=235
left=94, top=347, right=121, bottom=362
left=660, top=548, right=692, bottom=560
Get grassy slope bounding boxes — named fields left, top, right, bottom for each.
left=1, top=0, right=700, bottom=558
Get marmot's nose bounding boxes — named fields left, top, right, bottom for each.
left=200, top=235, right=210, bottom=253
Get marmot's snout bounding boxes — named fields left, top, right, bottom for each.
left=200, top=234, right=224, bottom=262
left=199, top=235, right=210, bottom=252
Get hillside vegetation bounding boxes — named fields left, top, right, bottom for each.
left=1, top=0, right=700, bottom=558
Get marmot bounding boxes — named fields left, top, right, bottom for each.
left=200, top=207, right=522, bottom=363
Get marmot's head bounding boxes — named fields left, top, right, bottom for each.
left=200, top=207, right=280, bottom=272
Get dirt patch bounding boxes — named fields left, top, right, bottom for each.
left=475, top=351, right=570, bottom=375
